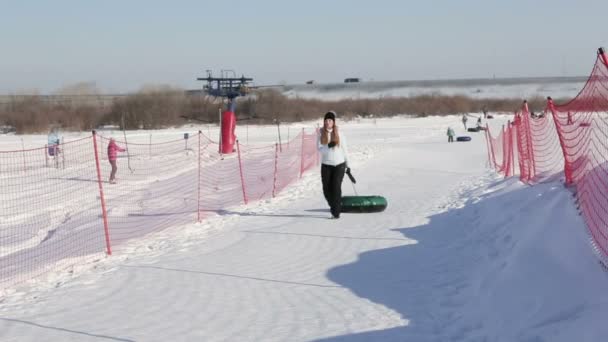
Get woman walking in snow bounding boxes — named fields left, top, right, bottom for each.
left=318, top=111, right=350, bottom=219
left=107, top=138, right=126, bottom=184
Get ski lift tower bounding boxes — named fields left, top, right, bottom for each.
left=197, top=70, right=253, bottom=154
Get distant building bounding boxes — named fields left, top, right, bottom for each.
left=344, top=78, right=360, bottom=83
left=306, top=80, right=314, bottom=85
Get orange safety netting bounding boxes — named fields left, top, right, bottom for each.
left=485, top=121, right=516, bottom=178
left=548, top=50, right=608, bottom=259
left=0, top=130, right=319, bottom=289
left=485, top=48, right=608, bottom=262
left=514, top=100, right=565, bottom=183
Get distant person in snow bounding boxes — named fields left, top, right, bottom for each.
left=318, top=111, right=350, bottom=219
left=462, top=114, right=468, bottom=129
left=482, top=106, right=488, bottom=119
left=107, top=138, right=126, bottom=184
left=47, top=127, right=61, bottom=157
left=447, top=126, right=455, bottom=143
left=477, top=116, right=482, bottom=128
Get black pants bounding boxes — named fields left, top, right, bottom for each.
left=448, top=136, right=454, bottom=143
left=321, top=163, right=346, bottom=218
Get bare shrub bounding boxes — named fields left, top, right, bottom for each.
left=2, top=95, right=47, bottom=132
left=246, top=91, right=563, bottom=121
left=0, top=84, right=569, bottom=133
left=0, top=84, right=109, bottom=133
left=246, top=89, right=290, bottom=121
left=181, top=95, right=223, bottom=124
left=107, top=86, right=189, bottom=129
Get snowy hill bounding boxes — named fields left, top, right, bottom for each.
left=0, top=115, right=606, bottom=341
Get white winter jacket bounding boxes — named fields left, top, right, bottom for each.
left=318, top=130, right=349, bottom=167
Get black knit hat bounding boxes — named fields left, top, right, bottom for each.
left=324, top=111, right=336, bottom=122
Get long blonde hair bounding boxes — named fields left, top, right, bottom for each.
left=321, top=124, right=340, bottom=146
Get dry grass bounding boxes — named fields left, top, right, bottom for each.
left=0, top=95, right=107, bottom=133
left=0, top=87, right=556, bottom=133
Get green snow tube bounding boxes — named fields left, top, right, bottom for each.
left=341, top=195, right=388, bottom=213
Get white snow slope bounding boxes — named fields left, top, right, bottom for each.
left=1, top=115, right=607, bottom=342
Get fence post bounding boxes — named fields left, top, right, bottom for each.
left=510, top=123, right=516, bottom=176
left=599, top=47, right=608, bottom=67
left=523, top=104, right=536, bottom=178
left=489, top=127, right=498, bottom=170
left=299, top=128, right=305, bottom=178
left=197, top=131, right=202, bottom=222
left=484, top=124, right=492, bottom=168
left=61, top=137, right=65, bottom=169
left=236, top=140, right=248, bottom=204
left=45, top=144, right=49, bottom=167
left=21, top=138, right=26, bottom=173
left=276, top=119, right=282, bottom=152
left=546, top=96, right=572, bottom=184
left=506, top=121, right=514, bottom=177
left=92, top=130, right=112, bottom=255
left=273, top=143, right=279, bottom=198
left=502, top=124, right=508, bottom=173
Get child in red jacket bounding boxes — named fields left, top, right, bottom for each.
left=107, top=138, right=126, bottom=184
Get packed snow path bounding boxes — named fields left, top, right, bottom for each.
left=1, top=116, right=606, bottom=341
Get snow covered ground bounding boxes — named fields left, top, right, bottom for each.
left=281, top=79, right=586, bottom=101
left=1, top=113, right=607, bottom=341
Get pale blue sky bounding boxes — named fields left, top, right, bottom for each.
left=1, top=0, right=606, bottom=93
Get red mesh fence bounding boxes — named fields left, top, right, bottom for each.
left=96, top=132, right=202, bottom=250
left=513, top=107, right=533, bottom=182
left=485, top=122, right=516, bottom=177
left=548, top=51, right=608, bottom=260
left=505, top=122, right=516, bottom=178
left=485, top=124, right=504, bottom=172
left=0, top=129, right=319, bottom=290
left=485, top=48, right=608, bottom=263
left=0, top=137, right=108, bottom=288
left=488, top=102, right=564, bottom=182
left=519, top=103, right=564, bottom=183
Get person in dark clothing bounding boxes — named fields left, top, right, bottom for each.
left=318, top=111, right=350, bottom=219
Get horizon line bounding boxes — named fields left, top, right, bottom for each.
left=0, top=75, right=589, bottom=96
